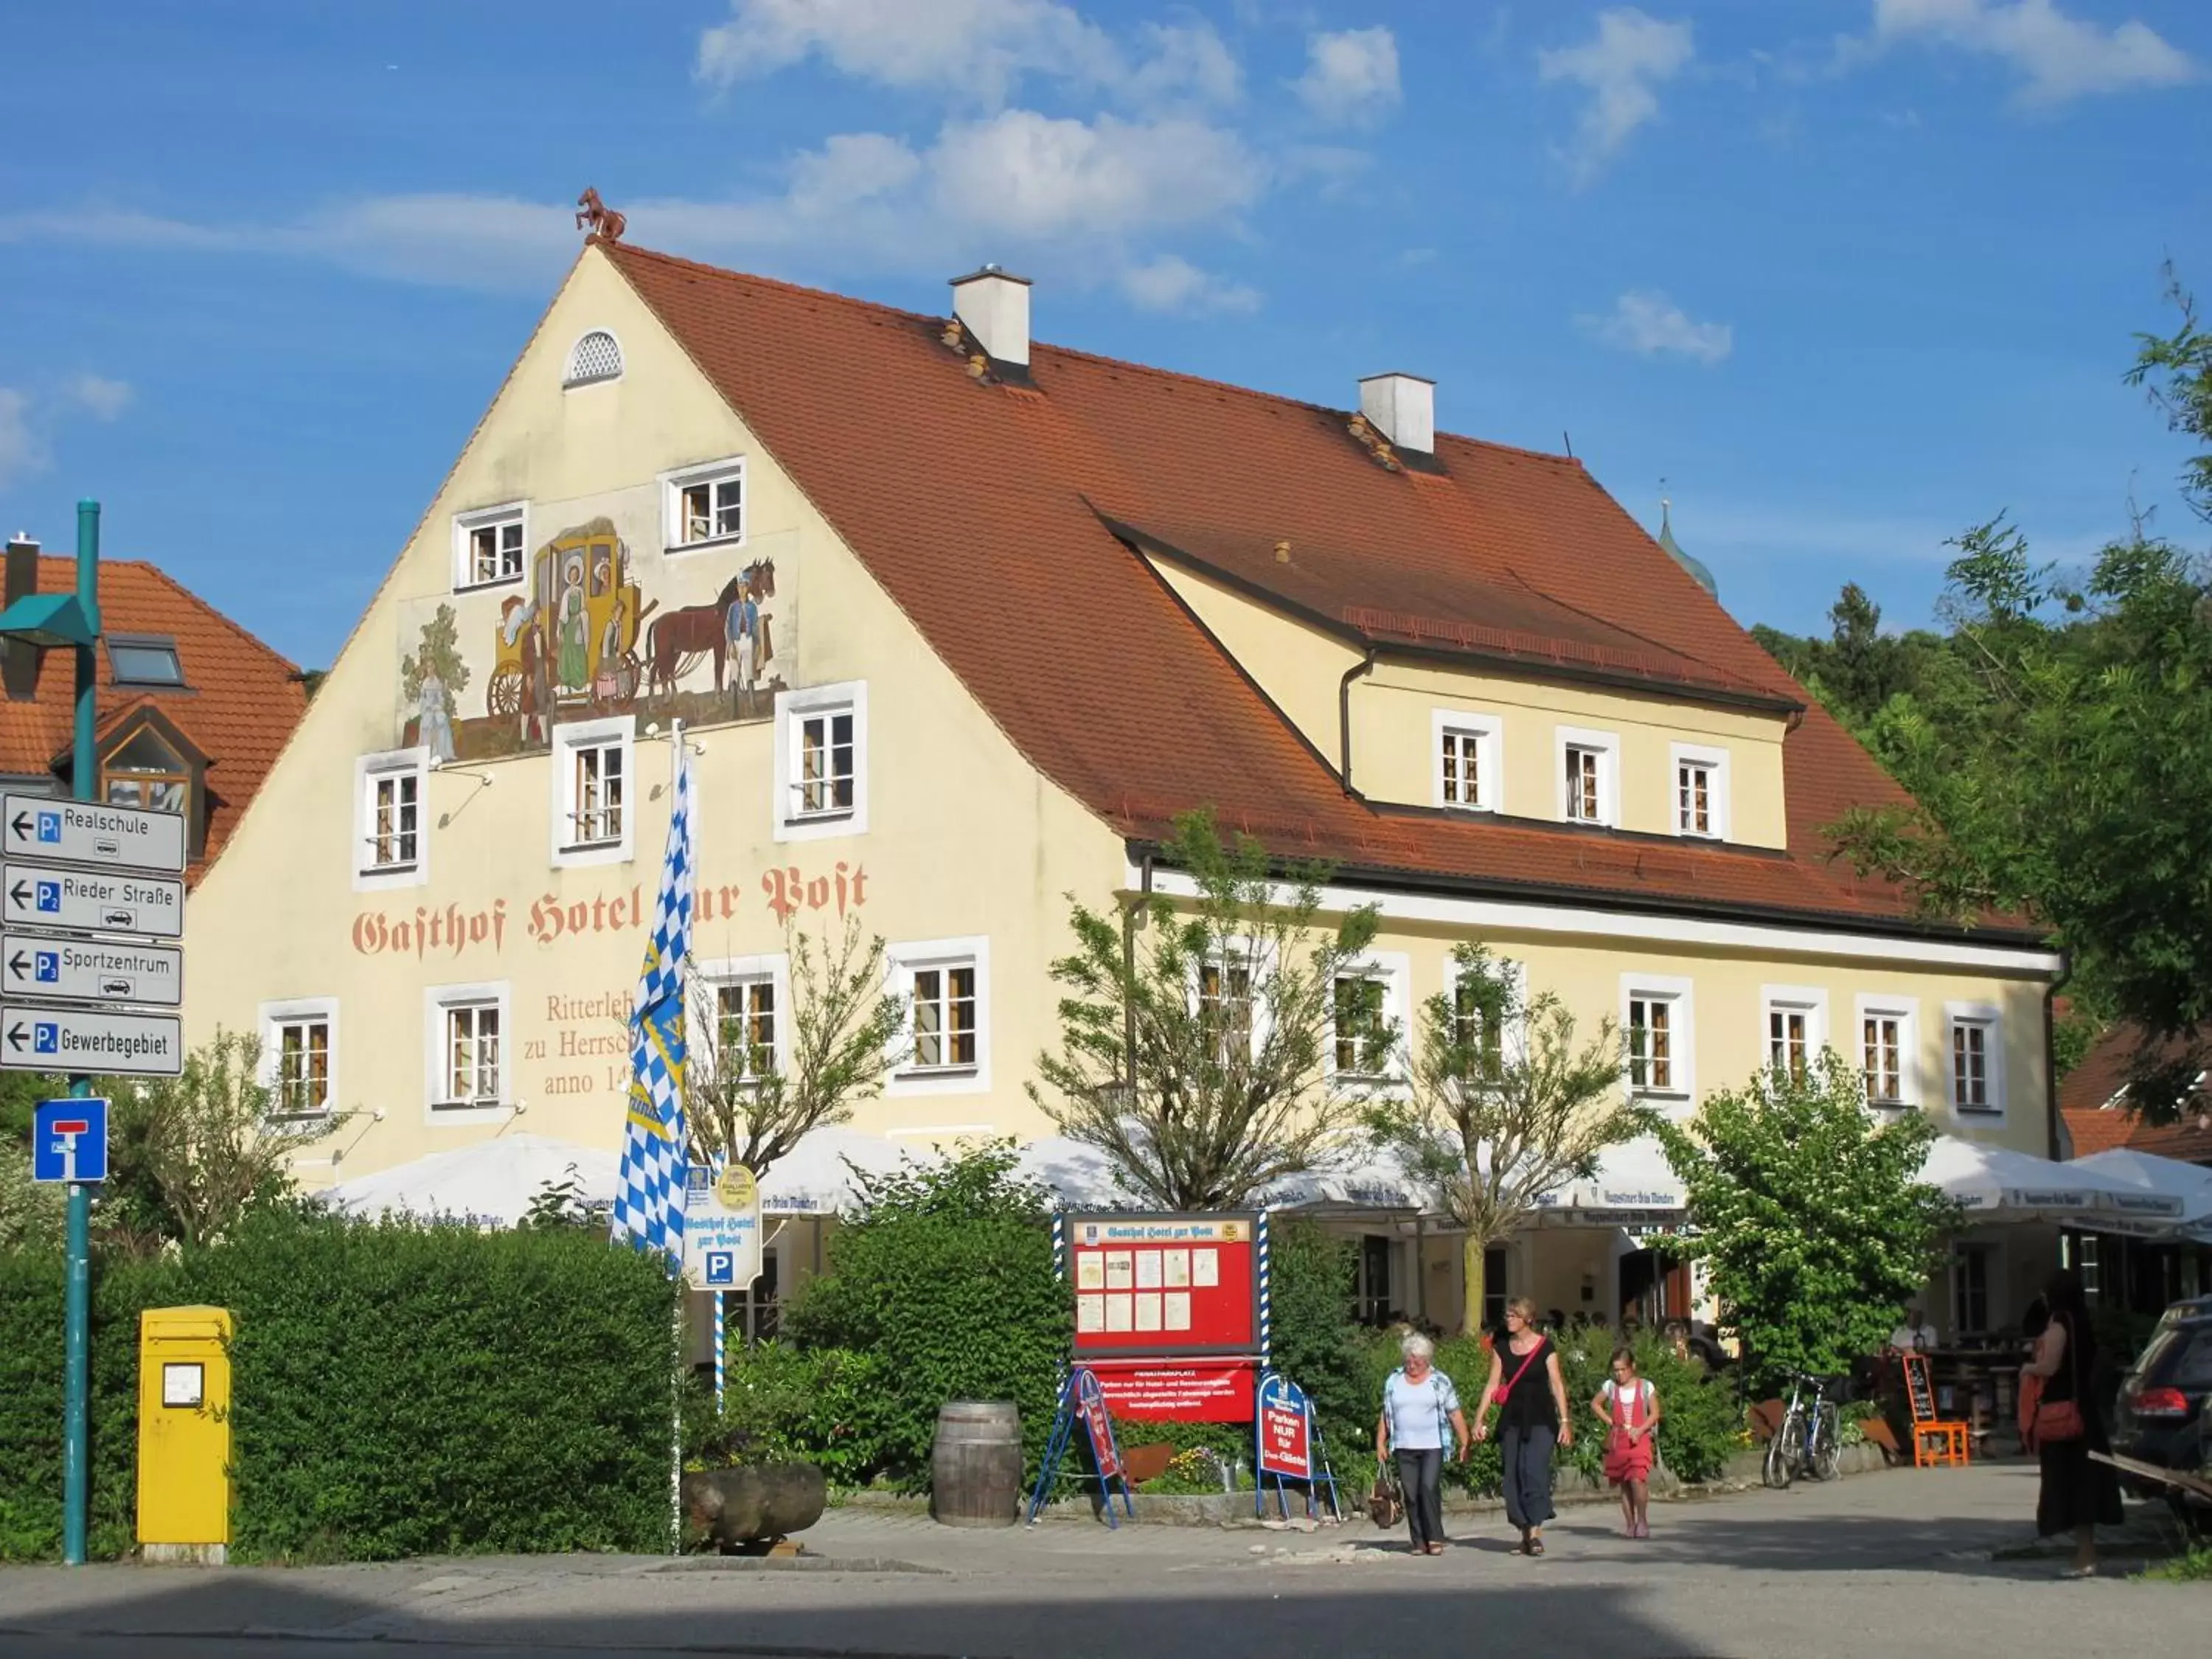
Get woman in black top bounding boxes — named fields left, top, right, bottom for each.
left=1474, top=1296, right=1576, bottom=1555
left=2023, top=1270, right=2122, bottom=1576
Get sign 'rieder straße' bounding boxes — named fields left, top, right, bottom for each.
left=1, top=864, right=185, bottom=940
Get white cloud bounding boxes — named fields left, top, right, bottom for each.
left=1578, top=291, right=1733, bottom=364
left=931, top=111, right=1262, bottom=240
left=1537, top=8, right=1694, bottom=182
left=1119, top=254, right=1259, bottom=314
left=1293, top=27, right=1401, bottom=126
left=65, top=375, right=133, bottom=420
left=0, top=389, right=46, bottom=490
left=696, top=0, right=1237, bottom=109
left=1865, top=0, right=2197, bottom=103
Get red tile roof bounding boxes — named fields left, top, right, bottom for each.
left=2061, top=1027, right=2212, bottom=1164
left=605, top=242, right=2037, bottom=940
left=0, top=557, right=306, bottom=880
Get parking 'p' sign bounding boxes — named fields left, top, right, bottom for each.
left=32, top=1096, right=108, bottom=1183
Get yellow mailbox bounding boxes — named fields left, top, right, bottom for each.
left=136, top=1306, right=233, bottom=1562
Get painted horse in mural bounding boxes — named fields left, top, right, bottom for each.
left=644, top=560, right=777, bottom=707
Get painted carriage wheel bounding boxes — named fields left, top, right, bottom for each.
left=486, top=664, right=524, bottom=717
left=613, top=650, right=643, bottom=708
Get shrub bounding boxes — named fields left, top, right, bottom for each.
left=1265, top=1221, right=1371, bottom=1465
left=782, top=1144, right=1068, bottom=1489
left=685, top=1343, right=894, bottom=1487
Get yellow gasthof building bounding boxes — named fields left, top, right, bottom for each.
left=184, top=237, right=2062, bottom=1337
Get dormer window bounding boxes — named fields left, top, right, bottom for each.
left=107, top=636, right=185, bottom=689
left=102, top=726, right=190, bottom=815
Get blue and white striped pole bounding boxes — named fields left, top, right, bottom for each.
left=713, top=1290, right=726, bottom=1411
left=1051, top=1210, right=1066, bottom=1281
left=1256, top=1210, right=1272, bottom=1366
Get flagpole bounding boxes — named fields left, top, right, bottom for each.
left=668, top=716, right=687, bottom=1557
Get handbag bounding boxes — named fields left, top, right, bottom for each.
left=1367, top=1457, right=1403, bottom=1529
left=2025, top=1316, right=2086, bottom=1448
left=1490, top=1340, right=1544, bottom=1408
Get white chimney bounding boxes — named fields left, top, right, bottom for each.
left=950, top=265, right=1032, bottom=367
left=1358, top=372, right=1435, bottom=454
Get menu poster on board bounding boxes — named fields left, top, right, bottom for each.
left=1067, top=1214, right=1259, bottom=1360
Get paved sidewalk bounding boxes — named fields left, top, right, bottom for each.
left=0, top=1464, right=2201, bottom=1658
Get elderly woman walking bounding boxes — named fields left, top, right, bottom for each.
left=1474, top=1297, right=1575, bottom=1556
left=1375, top=1332, right=1470, bottom=1555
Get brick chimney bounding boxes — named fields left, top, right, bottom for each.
left=3, top=534, right=39, bottom=700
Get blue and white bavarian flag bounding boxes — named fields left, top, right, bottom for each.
left=611, top=736, right=695, bottom=1270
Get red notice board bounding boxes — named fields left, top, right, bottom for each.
left=1068, top=1212, right=1259, bottom=1360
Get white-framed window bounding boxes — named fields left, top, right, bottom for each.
left=1198, top=953, right=1256, bottom=1065
left=260, top=998, right=337, bottom=1121
left=550, top=715, right=634, bottom=867
left=1670, top=744, right=1730, bottom=841
left=774, top=681, right=868, bottom=842
left=1761, top=985, right=1829, bottom=1086
left=1946, top=1003, right=2003, bottom=1116
left=425, top=982, right=510, bottom=1117
left=888, top=937, right=990, bottom=1096
left=661, top=456, right=746, bottom=552
left=452, top=501, right=527, bottom=591
left=697, top=953, right=791, bottom=1085
left=1621, top=973, right=1694, bottom=1100
left=1331, top=951, right=1409, bottom=1084
left=564, top=328, right=624, bottom=387
left=1556, top=726, right=1619, bottom=827
left=1432, top=709, right=1502, bottom=813
left=353, top=747, right=428, bottom=891
left=1855, top=995, right=1919, bottom=1108
left=1444, top=955, right=1525, bottom=1084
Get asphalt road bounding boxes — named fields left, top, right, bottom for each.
left=0, top=1462, right=2201, bottom=1658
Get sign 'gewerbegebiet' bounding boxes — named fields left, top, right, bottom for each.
left=1, top=932, right=184, bottom=1008
left=2, top=1004, right=184, bottom=1077
left=2, top=863, right=185, bottom=940
left=2, top=794, right=187, bottom=875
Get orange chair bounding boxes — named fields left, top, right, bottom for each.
left=1902, top=1354, right=1969, bottom=1467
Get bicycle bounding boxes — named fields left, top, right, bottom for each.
left=1762, top=1371, right=1844, bottom=1489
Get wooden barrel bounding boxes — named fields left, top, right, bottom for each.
left=931, top=1401, right=1023, bottom=1528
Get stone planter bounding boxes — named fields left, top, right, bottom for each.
left=682, top=1463, right=828, bottom=1551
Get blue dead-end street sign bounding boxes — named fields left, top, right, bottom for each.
left=32, top=1097, right=108, bottom=1183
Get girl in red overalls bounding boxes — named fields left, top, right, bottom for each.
left=1592, top=1346, right=1662, bottom=1538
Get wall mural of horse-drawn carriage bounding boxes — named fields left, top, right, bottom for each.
left=397, top=512, right=787, bottom=763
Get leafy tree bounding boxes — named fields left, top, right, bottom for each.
left=685, top=917, right=905, bottom=1179
left=122, top=1030, right=341, bottom=1250
left=1029, top=810, right=1386, bottom=1209
left=0, top=1138, right=63, bottom=1251
left=1750, top=583, right=1944, bottom=733
left=400, top=604, right=469, bottom=717
left=1653, top=1052, right=1958, bottom=1393
left=1364, top=945, right=1637, bottom=1335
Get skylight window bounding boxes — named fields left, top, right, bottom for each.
left=107, top=636, right=185, bottom=688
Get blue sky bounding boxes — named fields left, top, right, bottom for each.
left=4, top=1, right=2208, bottom=667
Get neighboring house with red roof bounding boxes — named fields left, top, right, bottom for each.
left=0, top=534, right=306, bottom=880
left=2061, top=1027, right=2212, bottom=1166
left=184, top=237, right=2065, bottom=1334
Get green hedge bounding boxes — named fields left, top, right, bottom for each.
left=0, top=1213, right=681, bottom=1562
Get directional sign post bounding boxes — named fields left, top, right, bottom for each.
left=2, top=863, right=184, bottom=939
left=2, top=793, right=187, bottom=876
left=2, top=933, right=184, bottom=1007
left=2, top=1005, right=184, bottom=1077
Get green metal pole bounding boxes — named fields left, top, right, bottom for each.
left=61, top=498, right=100, bottom=1567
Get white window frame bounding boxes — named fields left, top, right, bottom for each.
left=1330, top=950, right=1410, bottom=1089
left=1945, top=1001, right=2005, bottom=1119
left=451, top=501, right=529, bottom=592
left=352, top=746, right=429, bottom=892
left=661, top=456, right=747, bottom=554
left=1854, top=994, right=1921, bottom=1110
left=1441, top=953, right=1527, bottom=1082
left=1431, top=709, right=1503, bottom=814
left=1621, top=972, right=1694, bottom=1104
left=1760, top=984, right=1829, bottom=1086
left=1555, top=726, right=1620, bottom=828
left=424, top=981, right=512, bottom=1121
left=773, top=681, right=868, bottom=843
left=695, top=953, right=793, bottom=1087
left=1669, top=742, right=1731, bottom=841
left=563, top=327, right=625, bottom=388
left=549, top=714, right=636, bottom=869
left=260, top=996, right=338, bottom=1122
left=886, top=936, right=990, bottom=1098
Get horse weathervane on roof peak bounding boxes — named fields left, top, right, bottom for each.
left=577, top=187, right=627, bottom=243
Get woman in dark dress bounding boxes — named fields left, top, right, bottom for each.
left=2023, top=1270, right=2122, bottom=1576
left=1473, top=1297, right=1576, bottom=1555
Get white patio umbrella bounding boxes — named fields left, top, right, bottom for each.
left=1919, top=1135, right=2178, bottom=1220
left=1528, top=1135, right=1688, bottom=1225
left=319, top=1133, right=618, bottom=1229
left=753, top=1127, right=904, bottom=1216
left=1010, top=1135, right=1126, bottom=1208
left=1260, top=1144, right=1426, bottom=1213
left=2072, top=1147, right=2212, bottom=1234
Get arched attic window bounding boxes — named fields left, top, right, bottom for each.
left=564, top=330, right=623, bottom=388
